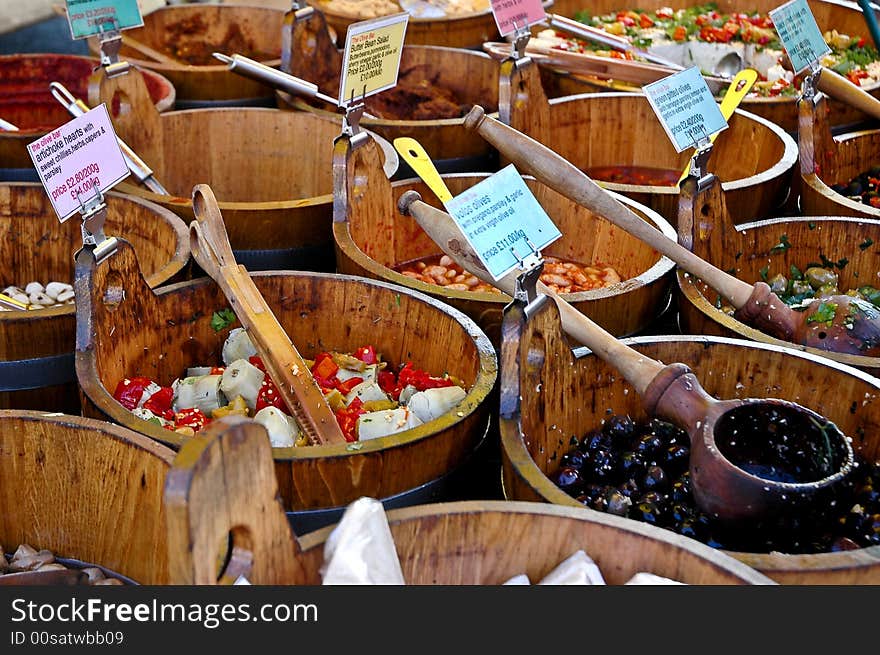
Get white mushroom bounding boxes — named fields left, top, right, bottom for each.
left=45, top=282, right=72, bottom=300
left=29, top=292, right=54, bottom=306
left=56, top=289, right=75, bottom=303
left=24, top=282, right=44, bottom=296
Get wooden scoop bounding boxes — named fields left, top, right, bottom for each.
left=396, top=190, right=855, bottom=524
left=188, top=184, right=346, bottom=446
left=463, top=105, right=880, bottom=359
left=120, top=33, right=187, bottom=67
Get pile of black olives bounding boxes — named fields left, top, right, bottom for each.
left=551, top=414, right=880, bottom=553
left=831, top=165, right=880, bottom=208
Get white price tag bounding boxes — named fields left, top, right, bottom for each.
left=338, top=12, right=409, bottom=105
left=769, top=0, right=832, bottom=74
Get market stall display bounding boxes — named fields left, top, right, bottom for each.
left=74, top=238, right=496, bottom=530
left=86, top=3, right=286, bottom=105
left=0, top=411, right=175, bottom=585
left=164, top=416, right=774, bottom=584
left=0, top=183, right=189, bottom=413
left=331, top=131, right=676, bottom=344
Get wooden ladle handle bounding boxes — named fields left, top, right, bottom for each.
left=189, top=185, right=347, bottom=446
left=462, top=106, right=754, bottom=309
left=397, top=191, right=666, bottom=395
left=817, top=67, right=880, bottom=121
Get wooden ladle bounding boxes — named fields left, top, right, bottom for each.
left=463, top=105, right=880, bottom=358
left=396, top=190, right=855, bottom=524
left=189, top=184, right=346, bottom=446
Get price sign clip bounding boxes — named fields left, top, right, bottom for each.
left=685, top=133, right=716, bottom=192
left=76, top=188, right=118, bottom=264
left=96, top=19, right=130, bottom=79
left=511, top=238, right=544, bottom=305
left=510, top=19, right=531, bottom=60
left=800, top=65, right=823, bottom=102
left=341, top=88, right=367, bottom=136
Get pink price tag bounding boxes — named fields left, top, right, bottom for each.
left=27, top=104, right=129, bottom=223
left=490, top=0, right=546, bottom=37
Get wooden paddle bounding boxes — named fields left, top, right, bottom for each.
left=188, top=184, right=346, bottom=446
left=120, top=33, right=187, bottom=67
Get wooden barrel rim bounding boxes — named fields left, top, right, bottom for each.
left=296, top=499, right=776, bottom=584
left=0, top=182, right=190, bottom=326
left=334, top=175, right=677, bottom=305
left=545, top=92, right=798, bottom=193
left=76, top=270, right=497, bottom=458
left=676, top=213, right=880, bottom=370
left=496, top=332, right=880, bottom=576
left=0, top=409, right=177, bottom=464
left=803, top=127, right=880, bottom=220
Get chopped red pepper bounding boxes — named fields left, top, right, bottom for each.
left=174, top=407, right=208, bottom=432
left=113, top=376, right=155, bottom=410
left=354, top=345, right=377, bottom=365
left=256, top=377, right=290, bottom=415
left=672, top=25, right=687, bottom=41
left=639, top=13, right=654, bottom=28
left=248, top=355, right=266, bottom=372
left=312, top=355, right=339, bottom=381
left=143, top=386, right=175, bottom=421
left=334, top=397, right=365, bottom=442
left=397, top=362, right=455, bottom=391
left=210, top=367, right=225, bottom=375
left=335, top=376, right=363, bottom=395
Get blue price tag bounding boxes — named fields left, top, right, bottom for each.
left=643, top=66, right=728, bottom=153
left=445, top=165, right=562, bottom=281
left=65, top=0, right=144, bottom=40
left=769, top=0, right=831, bottom=74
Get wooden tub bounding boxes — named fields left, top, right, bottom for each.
left=74, top=239, right=497, bottom=531
left=547, top=0, right=880, bottom=134
left=0, top=411, right=174, bottom=585
left=497, top=292, right=880, bottom=584
left=87, top=3, right=285, bottom=106
left=88, top=66, right=396, bottom=272
left=279, top=7, right=501, bottom=174
left=332, top=132, right=676, bottom=345
left=165, top=416, right=773, bottom=584
left=0, top=54, right=174, bottom=174
left=498, top=60, right=798, bottom=227
left=799, top=93, right=880, bottom=220
left=0, top=183, right=189, bottom=413
left=676, top=176, right=880, bottom=375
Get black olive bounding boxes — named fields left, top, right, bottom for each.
left=670, top=503, right=695, bottom=525
left=551, top=466, right=584, bottom=496
left=830, top=536, right=861, bottom=552
left=857, top=483, right=880, bottom=508
left=637, top=490, right=668, bottom=509
left=580, top=429, right=611, bottom=454
left=560, top=448, right=588, bottom=470
left=582, top=483, right=607, bottom=504
left=664, top=444, right=690, bottom=476
left=588, top=448, right=617, bottom=481
left=633, top=433, right=663, bottom=461
left=602, top=414, right=636, bottom=441
left=616, top=478, right=640, bottom=498
left=831, top=183, right=848, bottom=195
left=645, top=418, right=685, bottom=445
left=863, top=514, right=880, bottom=545
left=629, top=501, right=665, bottom=526
left=605, top=489, right=632, bottom=517
left=848, top=181, right=864, bottom=196
left=617, top=451, right=646, bottom=480
left=641, top=465, right=669, bottom=493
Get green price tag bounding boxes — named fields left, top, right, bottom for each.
left=65, top=0, right=144, bottom=40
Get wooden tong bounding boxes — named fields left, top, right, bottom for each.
left=189, top=185, right=346, bottom=446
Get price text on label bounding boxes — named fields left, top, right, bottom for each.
left=339, top=12, right=409, bottom=105
left=769, top=0, right=831, bottom=74
left=445, top=164, right=562, bottom=281
left=643, top=66, right=728, bottom=152
left=27, top=104, right=130, bottom=222
left=65, top=0, right=144, bottom=40
left=490, top=0, right=547, bottom=37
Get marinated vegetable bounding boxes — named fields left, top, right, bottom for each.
left=831, top=165, right=880, bottom=208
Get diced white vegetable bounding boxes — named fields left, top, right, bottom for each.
left=220, top=358, right=265, bottom=411
left=45, top=282, right=72, bottom=300
left=405, top=386, right=466, bottom=423
left=537, top=550, right=606, bottom=585
left=29, top=292, right=53, bottom=306
left=222, top=327, right=257, bottom=366
left=253, top=406, right=298, bottom=448
left=356, top=407, right=423, bottom=441
left=56, top=289, right=75, bottom=303
left=397, top=384, right=418, bottom=405
left=321, top=497, right=405, bottom=585
left=344, top=380, right=389, bottom=406
left=625, top=572, right=685, bottom=585
left=132, top=407, right=170, bottom=427
left=187, top=366, right=214, bottom=377
left=336, top=363, right=378, bottom=384
left=137, top=381, right=162, bottom=408
left=173, top=374, right=226, bottom=415
left=24, top=282, right=44, bottom=296
left=503, top=574, right=531, bottom=585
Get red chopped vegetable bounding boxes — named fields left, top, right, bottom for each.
left=112, top=376, right=155, bottom=410
left=354, top=345, right=377, bottom=365
left=256, top=377, right=290, bottom=414
left=174, top=407, right=208, bottom=432
left=397, top=362, right=455, bottom=391
left=334, top=397, right=365, bottom=442
left=143, top=386, right=175, bottom=421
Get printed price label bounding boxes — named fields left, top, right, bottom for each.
left=445, top=164, right=562, bottom=281
left=339, top=12, right=409, bottom=105
left=65, top=0, right=144, bottom=39
left=27, top=104, right=130, bottom=223
left=490, top=0, right=547, bottom=37
left=643, top=66, right=728, bottom=152
left=769, top=0, right=831, bottom=74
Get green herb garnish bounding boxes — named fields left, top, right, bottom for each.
left=210, top=308, right=236, bottom=332
left=860, top=238, right=874, bottom=250
left=770, top=234, right=791, bottom=253
left=759, top=265, right=770, bottom=281
left=805, top=301, right=838, bottom=325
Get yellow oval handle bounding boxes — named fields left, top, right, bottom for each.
left=678, top=68, right=759, bottom=183
left=393, top=137, right=453, bottom=204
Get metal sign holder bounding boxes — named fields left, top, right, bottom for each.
left=684, top=125, right=715, bottom=192
left=510, top=237, right=544, bottom=306
left=510, top=19, right=532, bottom=61
left=76, top=188, right=118, bottom=265
left=800, top=59, right=825, bottom=103
left=96, top=18, right=131, bottom=78
left=341, top=87, right=368, bottom=137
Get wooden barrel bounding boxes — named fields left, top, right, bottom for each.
left=0, top=183, right=189, bottom=413
left=0, top=410, right=175, bottom=584
left=547, top=0, right=880, bottom=134
left=165, top=417, right=773, bottom=584
left=0, top=54, right=175, bottom=174
left=497, top=294, right=880, bottom=584
left=280, top=9, right=501, bottom=173
left=499, top=60, right=798, bottom=227
left=75, top=239, right=497, bottom=530
left=676, top=177, right=880, bottom=375
left=87, top=4, right=286, bottom=106
left=799, top=93, right=880, bottom=220
left=332, top=132, right=676, bottom=345
left=88, top=63, right=397, bottom=272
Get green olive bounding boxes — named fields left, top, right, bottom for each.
left=790, top=280, right=814, bottom=296
left=805, top=267, right=839, bottom=290
left=815, top=283, right=839, bottom=298
left=858, top=285, right=880, bottom=306
left=768, top=273, right=788, bottom=295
